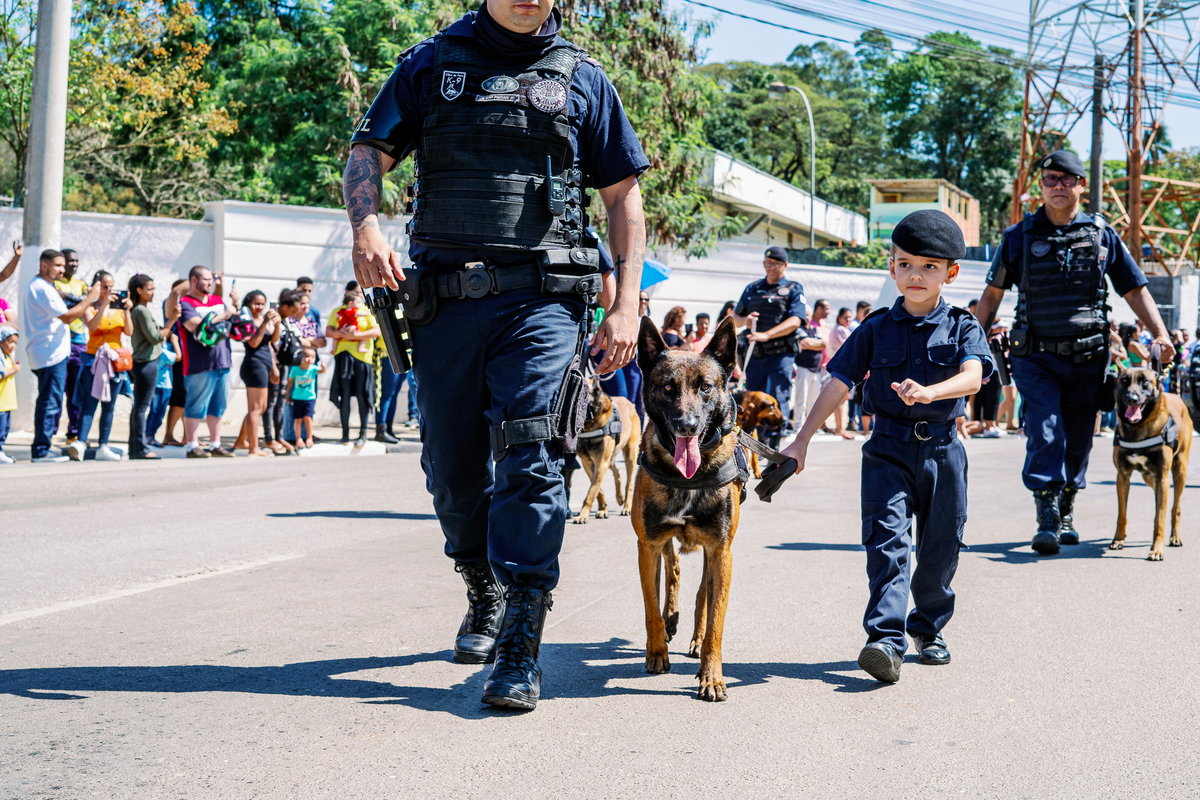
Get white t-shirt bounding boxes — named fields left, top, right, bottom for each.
left=24, top=276, right=70, bottom=370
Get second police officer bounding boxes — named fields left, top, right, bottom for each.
left=976, top=150, right=1175, bottom=556
left=733, top=245, right=808, bottom=450
left=344, top=0, right=648, bottom=710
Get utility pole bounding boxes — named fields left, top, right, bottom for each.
left=768, top=82, right=816, bottom=249
left=15, top=0, right=72, bottom=430
left=1128, top=0, right=1144, bottom=260
left=1090, top=55, right=1104, bottom=214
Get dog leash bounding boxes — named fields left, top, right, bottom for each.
left=737, top=318, right=757, bottom=391
left=736, top=430, right=798, bottom=503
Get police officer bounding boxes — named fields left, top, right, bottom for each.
left=344, top=0, right=648, bottom=710
left=732, top=245, right=807, bottom=449
left=976, top=150, right=1175, bottom=556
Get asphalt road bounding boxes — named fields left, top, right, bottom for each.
left=1, top=435, right=1197, bottom=799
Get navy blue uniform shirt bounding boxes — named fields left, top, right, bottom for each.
left=351, top=12, right=650, bottom=269
left=734, top=278, right=808, bottom=327
left=828, top=298, right=993, bottom=423
left=987, top=207, right=1148, bottom=296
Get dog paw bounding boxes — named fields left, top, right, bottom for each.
left=571, top=514, right=589, bottom=525
left=596, top=509, right=608, bottom=519
left=1109, top=539, right=1125, bottom=550
left=696, top=672, right=727, bottom=702
left=645, top=649, right=671, bottom=674
left=1170, top=537, right=1183, bottom=547
left=619, top=508, right=630, bottom=516
left=752, top=471, right=763, bottom=480
left=664, top=611, right=679, bottom=641
left=687, top=639, right=702, bottom=659
left=1148, top=550, right=1164, bottom=561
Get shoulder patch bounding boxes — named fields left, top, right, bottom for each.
left=584, top=56, right=602, bottom=68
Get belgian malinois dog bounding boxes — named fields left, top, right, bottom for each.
left=1112, top=366, right=1193, bottom=561
left=572, top=375, right=642, bottom=523
left=632, top=316, right=743, bottom=702
left=733, top=390, right=785, bottom=478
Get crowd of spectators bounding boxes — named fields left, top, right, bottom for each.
left=0, top=248, right=419, bottom=462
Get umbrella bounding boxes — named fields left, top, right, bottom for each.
left=640, top=258, right=671, bottom=289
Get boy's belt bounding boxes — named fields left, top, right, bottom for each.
left=873, top=418, right=956, bottom=442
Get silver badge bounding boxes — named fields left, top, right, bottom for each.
left=778, top=286, right=790, bottom=295
left=440, top=70, right=466, bottom=101
left=482, top=75, right=519, bottom=94
left=529, top=79, right=568, bottom=114
left=1031, top=241, right=1052, bottom=257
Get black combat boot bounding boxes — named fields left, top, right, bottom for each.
left=375, top=425, right=399, bottom=444
left=1031, top=489, right=1061, bottom=555
left=481, top=586, right=552, bottom=710
left=453, top=561, right=505, bottom=664
left=1058, top=486, right=1080, bottom=545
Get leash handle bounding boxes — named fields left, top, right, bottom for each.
left=1150, top=342, right=1164, bottom=375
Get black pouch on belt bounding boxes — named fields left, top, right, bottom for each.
left=397, top=268, right=438, bottom=326
left=537, top=248, right=602, bottom=298
left=1009, top=325, right=1032, bottom=357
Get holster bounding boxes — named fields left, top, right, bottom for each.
left=364, top=287, right=414, bottom=375
left=989, top=335, right=1012, bottom=386
left=397, top=268, right=439, bottom=326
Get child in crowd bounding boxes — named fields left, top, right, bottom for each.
left=781, top=210, right=992, bottom=684
left=145, top=336, right=179, bottom=447
left=0, top=326, right=19, bottom=464
left=336, top=297, right=371, bottom=353
left=288, top=347, right=323, bottom=449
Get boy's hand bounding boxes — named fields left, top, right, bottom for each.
left=779, top=437, right=810, bottom=475
left=891, top=379, right=937, bottom=405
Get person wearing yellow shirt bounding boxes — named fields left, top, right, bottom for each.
left=325, top=286, right=379, bottom=446
left=0, top=326, right=19, bottom=464
left=54, top=248, right=91, bottom=442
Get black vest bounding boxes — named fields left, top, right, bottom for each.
left=742, top=279, right=801, bottom=356
left=1017, top=214, right=1109, bottom=339
left=406, top=35, right=591, bottom=252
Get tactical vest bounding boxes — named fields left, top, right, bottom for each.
left=406, top=35, right=591, bottom=252
left=743, top=279, right=801, bottom=356
left=1017, top=215, right=1109, bottom=340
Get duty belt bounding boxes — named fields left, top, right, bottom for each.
left=873, top=417, right=957, bottom=442
left=1031, top=334, right=1105, bottom=357
left=436, top=262, right=543, bottom=300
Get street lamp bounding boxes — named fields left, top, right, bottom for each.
left=767, top=82, right=816, bottom=250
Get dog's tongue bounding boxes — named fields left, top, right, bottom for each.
left=674, top=435, right=701, bottom=479
left=1124, top=404, right=1144, bottom=422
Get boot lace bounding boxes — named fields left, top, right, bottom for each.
left=1034, top=491, right=1060, bottom=530
left=456, top=562, right=503, bottom=635
left=494, top=591, right=550, bottom=673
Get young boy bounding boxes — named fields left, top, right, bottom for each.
left=288, top=348, right=323, bottom=449
left=0, top=326, right=20, bottom=464
left=781, top=209, right=992, bottom=683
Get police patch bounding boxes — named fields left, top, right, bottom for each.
left=482, top=75, right=519, bottom=94
left=1031, top=241, right=1052, bottom=257
left=529, top=79, right=568, bottom=114
left=778, top=287, right=790, bottom=295
left=440, top=70, right=466, bottom=101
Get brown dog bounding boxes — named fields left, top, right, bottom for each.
left=632, top=316, right=744, bottom=702
left=733, top=390, right=785, bottom=478
left=1112, top=366, right=1193, bottom=560
left=572, top=376, right=642, bottom=523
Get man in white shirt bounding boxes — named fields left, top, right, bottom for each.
left=24, top=249, right=100, bottom=462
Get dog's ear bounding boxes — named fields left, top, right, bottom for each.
left=638, top=315, right=668, bottom=376
left=703, top=317, right=738, bottom=374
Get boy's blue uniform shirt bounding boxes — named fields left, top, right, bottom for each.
left=987, top=208, right=1147, bottom=295
left=828, top=298, right=993, bottom=423
left=351, top=11, right=650, bottom=269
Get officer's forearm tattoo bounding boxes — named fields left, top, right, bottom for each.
left=344, top=147, right=383, bottom=231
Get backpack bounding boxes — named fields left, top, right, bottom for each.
left=276, top=322, right=302, bottom=367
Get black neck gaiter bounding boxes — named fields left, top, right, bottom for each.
left=473, top=2, right=562, bottom=59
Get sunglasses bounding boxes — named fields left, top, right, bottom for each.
left=1041, top=173, right=1081, bottom=188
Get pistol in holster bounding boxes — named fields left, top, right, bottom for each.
left=364, top=286, right=415, bottom=375
left=990, top=334, right=1013, bottom=386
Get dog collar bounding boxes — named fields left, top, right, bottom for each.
left=1116, top=414, right=1179, bottom=451
left=637, top=448, right=750, bottom=501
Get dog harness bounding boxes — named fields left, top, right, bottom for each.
left=1115, top=413, right=1179, bottom=452
left=577, top=411, right=621, bottom=441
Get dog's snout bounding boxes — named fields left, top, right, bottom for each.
left=673, top=415, right=701, bottom=437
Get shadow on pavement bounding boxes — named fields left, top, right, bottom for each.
left=966, top=539, right=1124, bottom=564
left=1091, top=479, right=1200, bottom=489
left=266, top=511, right=438, bottom=521
left=767, top=542, right=865, bottom=552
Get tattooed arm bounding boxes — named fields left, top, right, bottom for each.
left=344, top=144, right=404, bottom=289
left=593, top=175, right=646, bottom=373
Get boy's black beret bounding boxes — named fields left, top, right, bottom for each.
left=891, top=209, right=966, bottom=261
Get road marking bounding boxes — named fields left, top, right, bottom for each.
left=0, top=554, right=303, bottom=627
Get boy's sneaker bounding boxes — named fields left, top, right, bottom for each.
left=32, top=453, right=69, bottom=463
left=857, top=642, right=902, bottom=683
left=67, top=440, right=85, bottom=461
left=911, top=633, right=951, bottom=665
left=95, top=445, right=121, bottom=462
left=0, top=452, right=14, bottom=464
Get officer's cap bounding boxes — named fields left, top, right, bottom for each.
left=764, top=245, right=788, bottom=263
left=1040, top=150, right=1087, bottom=179
left=891, top=209, right=966, bottom=262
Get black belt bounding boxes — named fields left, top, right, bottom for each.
left=873, top=417, right=957, bottom=442
left=1032, top=335, right=1105, bottom=356
left=436, top=262, right=543, bottom=300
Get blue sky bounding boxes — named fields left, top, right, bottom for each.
left=673, top=0, right=1200, bottom=160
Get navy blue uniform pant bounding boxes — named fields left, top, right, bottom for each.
left=745, top=351, right=793, bottom=447
left=410, top=286, right=584, bottom=592
left=861, top=429, right=967, bottom=654
left=1011, top=353, right=1105, bottom=492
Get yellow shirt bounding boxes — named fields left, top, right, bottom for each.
left=0, top=351, right=16, bottom=413
left=55, top=276, right=89, bottom=336
left=329, top=304, right=377, bottom=364
left=86, top=308, right=126, bottom=355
